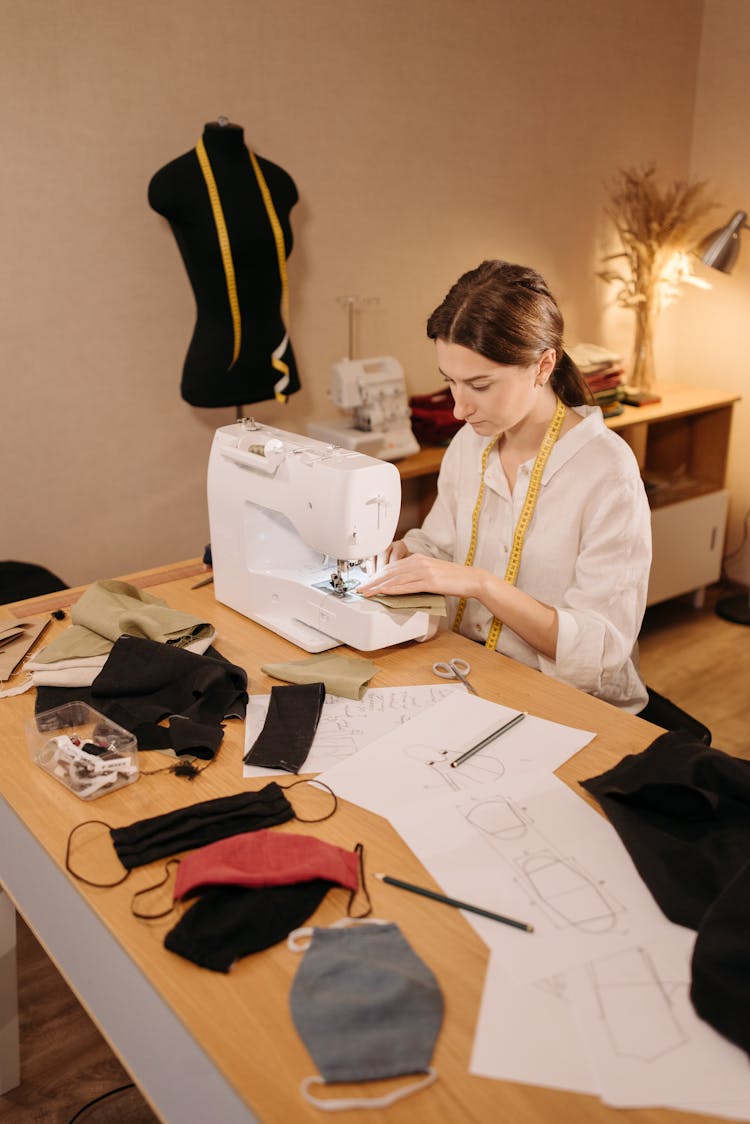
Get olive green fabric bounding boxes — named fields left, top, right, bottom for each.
left=261, top=654, right=379, bottom=700
left=34, top=580, right=214, bottom=663
left=364, top=592, right=447, bottom=616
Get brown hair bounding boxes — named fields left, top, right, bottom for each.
left=426, top=260, right=592, bottom=407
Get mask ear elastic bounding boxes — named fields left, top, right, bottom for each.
left=280, top=778, right=338, bottom=823
left=300, top=1067, right=438, bottom=1111
left=348, top=842, right=372, bottom=920
left=287, top=915, right=390, bottom=952
left=65, top=819, right=131, bottom=887
left=131, top=858, right=182, bottom=919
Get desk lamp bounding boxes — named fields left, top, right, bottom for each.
left=697, top=210, right=748, bottom=273
left=696, top=211, right=750, bottom=625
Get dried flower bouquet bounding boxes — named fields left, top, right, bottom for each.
left=599, top=166, right=717, bottom=392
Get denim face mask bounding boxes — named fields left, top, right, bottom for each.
left=288, top=920, right=444, bottom=1110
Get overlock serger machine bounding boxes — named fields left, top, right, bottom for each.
left=307, top=356, right=419, bottom=461
left=207, top=420, right=432, bottom=652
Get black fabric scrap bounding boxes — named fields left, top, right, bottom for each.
left=244, top=681, right=325, bottom=772
left=36, top=635, right=248, bottom=759
left=582, top=730, right=750, bottom=1055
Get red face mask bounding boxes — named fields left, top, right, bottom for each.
left=173, top=829, right=360, bottom=900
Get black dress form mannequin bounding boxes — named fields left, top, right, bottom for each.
left=148, top=121, right=300, bottom=408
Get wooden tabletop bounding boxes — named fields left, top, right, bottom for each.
left=0, top=561, right=725, bottom=1124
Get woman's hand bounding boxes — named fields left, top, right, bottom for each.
left=359, top=550, right=559, bottom=658
left=358, top=552, right=482, bottom=598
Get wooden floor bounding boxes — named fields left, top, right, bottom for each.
left=637, top=581, right=749, bottom=760
left=0, top=917, right=158, bottom=1123
left=0, top=582, right=747, bottom=1123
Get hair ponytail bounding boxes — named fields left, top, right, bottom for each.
left=552, top=350, right=593, bottom=407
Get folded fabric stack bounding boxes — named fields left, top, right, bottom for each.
left=25, top=579, right=216, bottom=688
left=568, top=343, right=625, bottom=418
left=28, top=581, right=246, bottom=761
left=408, top=387, right=464, bottom=446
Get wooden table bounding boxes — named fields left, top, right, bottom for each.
left=0, top=561, right=726, bottom=1124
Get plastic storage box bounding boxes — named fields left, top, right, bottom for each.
left=26, top=701, right=138, bottom=800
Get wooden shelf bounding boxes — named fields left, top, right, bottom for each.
left=394, top=444, right=447, bottom=480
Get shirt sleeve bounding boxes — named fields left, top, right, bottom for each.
left=538, top=469, right=652, bottom=699
left=402, top=432, right=464, bottom=561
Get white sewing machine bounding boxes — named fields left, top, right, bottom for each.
left=307, top=356, right=420, bottom=461
left=207, top=420, right=432, bottom=652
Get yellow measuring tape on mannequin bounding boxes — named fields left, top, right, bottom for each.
left=453, top=396, right=567, bottom=651
left=195, top=138, right=241, bottom=368
left=195, top=138, right=291, bottom=401
left=248, top=149, right=291, bottom=402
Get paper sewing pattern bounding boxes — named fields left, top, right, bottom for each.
left=585, top=946, right=688, bottom=1062
left=456, top=793, right=626, bottom=937
left=243, top=683, right=460, bottom=778
left=316, top=692, right=750, bottom=1115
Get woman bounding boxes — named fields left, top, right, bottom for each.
left=358, top=260, right=652, bottom=712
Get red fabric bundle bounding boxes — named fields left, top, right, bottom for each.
left=408, top=388, right=463, bottom=446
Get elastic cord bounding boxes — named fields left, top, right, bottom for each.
left=287, top=916, right=389, bottom=953
left=65, top=820, right=130, bottom=887
left=130, top=859, right=182, bottom=920
left=300, top=1067, right=438, bottom=1111
left=348, top=842, right=372, bottom=920
left=281, top=778, right=338, bottom=823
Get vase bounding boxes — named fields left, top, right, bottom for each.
left=630, top=296, right=657, bottom=393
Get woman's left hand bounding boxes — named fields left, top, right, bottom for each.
left=358, top=552, right=480, bottom=598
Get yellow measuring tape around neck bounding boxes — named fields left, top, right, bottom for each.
left=453, top=396, right=567, bottom=650
left=195, top=138, right=291, bottom=400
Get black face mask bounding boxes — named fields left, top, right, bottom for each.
left=165, top=881, right=336, bottom=973
left=66, top=780, right=337, bottom=887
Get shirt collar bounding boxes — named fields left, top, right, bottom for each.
left=481, top=404, right=606, bottom=492
left=542, top=405, right=607, bottom=483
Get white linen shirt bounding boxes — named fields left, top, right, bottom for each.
left=403, top=405, right=651, bottom=711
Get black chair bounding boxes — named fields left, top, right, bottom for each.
left=639, top=685, right=712, bottom=745
left=0, top=560, right=68, bottom=604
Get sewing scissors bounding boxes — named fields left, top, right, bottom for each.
left=432, top=657, right=477, bottom=695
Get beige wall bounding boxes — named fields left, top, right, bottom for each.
left=676, top=0, right=750, bottom=566
left=2, top=0, right=705, bottom=587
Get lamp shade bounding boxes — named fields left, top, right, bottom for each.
left=697, top=210, right=748, bottom=273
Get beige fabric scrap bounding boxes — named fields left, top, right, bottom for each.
left=364, top=592, right=447, bottom=616
left=261, top=653, right=380, bottom=700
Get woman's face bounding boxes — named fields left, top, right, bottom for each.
left=436, top=339, right=552, bottom=437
